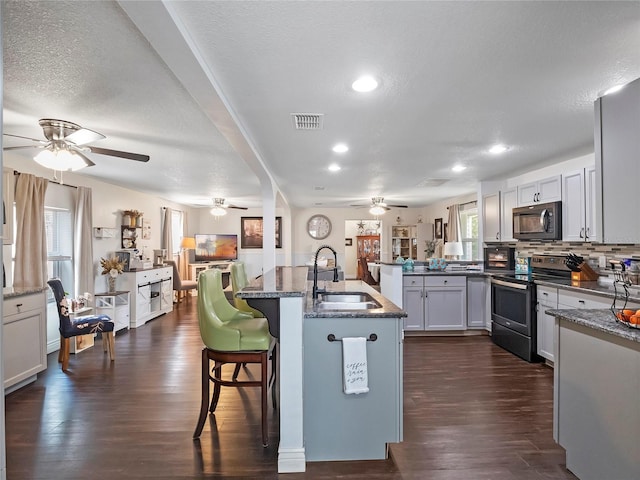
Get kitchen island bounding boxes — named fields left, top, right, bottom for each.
left=546, top=308, right=639, bottom=480
left=237, top=267, right=406, bottom=472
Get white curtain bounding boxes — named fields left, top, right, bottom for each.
left=161, top=207, right=173, bottom=264
left=74, top=186, right=94, bottom=297
left=180, top=210, right=189, bottom=279
left=14, top=173, right=48, bottom=288
left=447, top=204, right=461, bottom=243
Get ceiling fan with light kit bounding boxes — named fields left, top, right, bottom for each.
left=351, top=197, right=408, bottom=216
left=209, top=197, right=248, bottom=216
left=3, top=118, right=150, bottom=177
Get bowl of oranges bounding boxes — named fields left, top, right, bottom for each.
left=613, top=309, right=640, bottom=328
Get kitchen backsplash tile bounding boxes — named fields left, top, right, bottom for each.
left=489, top=241, right=640, bottom=270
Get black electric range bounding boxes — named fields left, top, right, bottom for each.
left=489, top=255, right=571, bottom=362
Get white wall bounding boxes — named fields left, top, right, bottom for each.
left=3, top=152, right=196, bottom=294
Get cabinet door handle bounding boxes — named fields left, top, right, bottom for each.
left=578, top=300, right=585, bottom=304
left=542, top=292, right=548, bottom=296
left=585, top=227, right=590, bottom=240
left=444, top=280, right=448, bottom=284
left=16, top=303, right=23, bottom=308
left=579, top=228, right=584, bottom=239
left=496, top=232, right=499, bottom=240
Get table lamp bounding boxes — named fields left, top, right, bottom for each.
left=443, top=241, right=463, bottom=260
left=180, top=237, right=196, bottom=250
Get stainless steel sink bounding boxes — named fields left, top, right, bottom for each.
left=316, top=292, right=382, bottom=310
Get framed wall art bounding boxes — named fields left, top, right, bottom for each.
left=241, top=216, right=282, bottom=249
left=434, top=218, right=443, bottom=239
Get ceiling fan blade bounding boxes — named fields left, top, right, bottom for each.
left=3, top=144, right=46, bottom=151
left=65, top=127, right=105, bottom=146
left=3, top=133, right=47, bottom=144
left=88, top=146, right=150, bottom=163
left=387, top=204, right=408, bottom=208
left=72, top=150, right=96, bottom=168
left=227, top=205, right=248, bottom=210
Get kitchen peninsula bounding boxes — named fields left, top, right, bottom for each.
left=546, top=308, right=639, bottom=480
left=236, top=267, right=405, bottom=472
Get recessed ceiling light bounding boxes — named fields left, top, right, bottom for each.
left=332, top=143, right=349, bottom=153
left=489, top=144, right=508, bottom=154
left=328, top=163, right=341, bottom=172
left=352, top=75, right=378, bottom=92
left=603, top=84, right=625, bottom=96
left=452, top=164, right=467, bottom=172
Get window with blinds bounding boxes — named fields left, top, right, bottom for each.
left=459, top=201, right=479, bottom=261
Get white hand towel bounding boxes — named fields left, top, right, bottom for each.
left=342, top=337, right=369, bottom=395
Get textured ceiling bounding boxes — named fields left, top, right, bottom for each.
left=3, top=1, right=640, bottom=209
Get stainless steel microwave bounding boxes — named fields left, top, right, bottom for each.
left=512, top=201, right=562, bottom=241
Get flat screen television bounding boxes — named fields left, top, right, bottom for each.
left=194, top=234, right=238, bottom=262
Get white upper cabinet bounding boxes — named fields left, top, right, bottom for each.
left=562, top=170, right=587, bottom=242
left=595, top=76, right=640, bottom=243
left=585, top=166, right=598, bottom=242
left=499, top=188, right=517, bottom=242
left=482, top=192, right=501, bottom=242
left=564, top=166, right=599, bottom=242
left=517, top=175, right=562, bottom=206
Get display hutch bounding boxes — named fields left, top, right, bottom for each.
left=392, top=225, right=417, bottom=261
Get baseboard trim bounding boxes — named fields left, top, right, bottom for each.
left=278, top=448, right=306, bottom=473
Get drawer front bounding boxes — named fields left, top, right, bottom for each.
left=3, top=292, right=44, bottom=318
left=403, top=276, right=424, bottom=287
left=537, top=286, right=558, bottom=306
left=558, top=290, right=610, bottom=309
left=424, top=276, right=466, bottom=288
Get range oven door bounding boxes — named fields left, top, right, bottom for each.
left=490, top=278, right=533, bottom=337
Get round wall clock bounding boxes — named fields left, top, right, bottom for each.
left=307, top=214, right=332, bottom=240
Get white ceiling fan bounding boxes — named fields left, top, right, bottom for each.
left=209, top=197, right=248, bottom=216
left=3, top=118, right=150, bottom=172
left=351, top=196, right=408, bottom=215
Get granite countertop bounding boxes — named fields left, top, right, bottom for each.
left=4, top=286, right=49, bottom=299
left=305, top=279, right=406, bottom=319
left=546, top=308, right=640, bottom=343
left=236, top=266, right=309, bottom=298
left=535, top=278, right=640, bottom=303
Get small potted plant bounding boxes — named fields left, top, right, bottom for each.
left=100, top=257, right=125, bottom=292
left=424, top=240, right=437, bottom=260
left=122, top=210, right=143, bottom=227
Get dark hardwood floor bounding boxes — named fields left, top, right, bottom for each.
left=5, top=299, right=576, bottom=479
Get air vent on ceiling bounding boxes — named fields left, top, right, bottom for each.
left=314, top=186, right=325, bottom=191
left=291, top=113, right=324, bottom=130
left=416, top=178, right=449, bottom=187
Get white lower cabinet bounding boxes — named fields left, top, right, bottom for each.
left=537, top=286, right=558, bottom=362
left=121, top=266, right=172, bottom=328
left=536, top=285, right=640, bottom=364
left=466, top=277, right=487, bottom=328
left=402, top=275, right=467, bottom=331
left=3, top=291, right=47, bottom=392
left=425, top=276, right=467, bottom=330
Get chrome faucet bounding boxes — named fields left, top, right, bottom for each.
left=312, top=245, right=339, bottom=299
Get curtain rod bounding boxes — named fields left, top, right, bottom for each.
left=13, top=170, right=78, bottom=189
left=446, top=200, right=477, bottom=209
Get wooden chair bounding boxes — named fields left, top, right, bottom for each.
left=47, top=278, right=115, bottom=371
left=166, top=260, right=197, bottom=303
left=193, top=269, right=276, bottom=446
left=359, top=256, right=378, bottom=285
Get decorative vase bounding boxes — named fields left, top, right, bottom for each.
left=122, top=214, right=131, bottom=226
left=130, top=216, right=137, bottom=227
left=136, top=216, right=143, bottom=228
left=107, top=276, right=116, bottom=293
